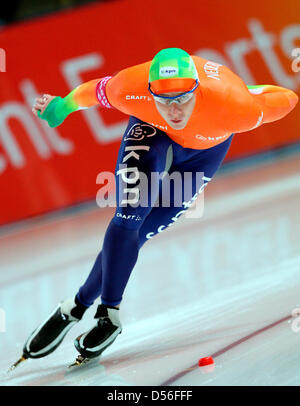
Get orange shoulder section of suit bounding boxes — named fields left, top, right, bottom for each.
left=105, top=57, right=298, bottom=149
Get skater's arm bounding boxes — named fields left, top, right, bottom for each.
left=33, top=77, right=113, bottom=128
left=247, top=84, right=298, bottom=126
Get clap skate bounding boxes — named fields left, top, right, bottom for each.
left=69, top=304, right=122, bottom=368
left=9, top=296, right=87, bottom=372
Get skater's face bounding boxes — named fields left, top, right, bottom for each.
left=153, top=92, right=196, bottom=130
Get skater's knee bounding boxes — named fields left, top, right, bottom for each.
left=112, top=211, right=143, bottom=231
left=104, top=218, right=140, bottom=249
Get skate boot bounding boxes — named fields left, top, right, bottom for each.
left=9, top=296, right=88, bottom=371
left=71, top=304, right=122, bottom=367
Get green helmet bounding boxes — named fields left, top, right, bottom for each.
left=149, top=48, right=199, bottom=94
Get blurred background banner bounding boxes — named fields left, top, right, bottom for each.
left=0, top=0, right=299, bottom=225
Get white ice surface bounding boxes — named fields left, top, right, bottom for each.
left=1, top=152, right=300, bottom=386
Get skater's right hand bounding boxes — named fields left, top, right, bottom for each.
left=32, top=94, right=57, bottom=118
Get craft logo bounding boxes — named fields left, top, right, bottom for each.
left=0, top=48, right=6, bottom=72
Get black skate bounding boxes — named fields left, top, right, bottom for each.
left=9, top=296, right=88, bottom=371
left=69, top=304, right=122, bottom=367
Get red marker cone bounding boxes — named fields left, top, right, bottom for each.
left=198, top=356, right=214, bottom=367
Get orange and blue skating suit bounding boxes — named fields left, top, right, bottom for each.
left=53, top=56, right=298, bottom=307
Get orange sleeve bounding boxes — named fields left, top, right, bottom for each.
left=213, top=64, right=299, bottom=134
left=71, top=78, right=100, bottom=108
left=248, top=85, right=298, bottom=125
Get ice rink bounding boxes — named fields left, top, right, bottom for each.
left=1, top=147, right=300, bottom=386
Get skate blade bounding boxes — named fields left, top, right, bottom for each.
left=68, top=354, right=100, bottom=369
left=7, top=355, right=28, bottom=373
left=68, top=355, right=91, bottom=368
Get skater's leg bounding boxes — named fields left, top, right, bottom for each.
left=77, top=131, right=233, bottom=306
left=138, top=134, right=234, bottom=247
left=100, top=220, right=140, bottom=306
left=77, top=251, right=103, bottom=306
left=77, top=117, right=172, bottom=307
left=71, top=133, right=234, bottom=362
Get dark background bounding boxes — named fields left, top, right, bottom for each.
left=0, top=0, right=113, bottom=26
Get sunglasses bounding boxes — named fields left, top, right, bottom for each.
left=148, top=80, right=199, bottom=105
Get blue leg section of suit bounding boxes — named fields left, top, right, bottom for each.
left=77, top=116, right=233, bottom=307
